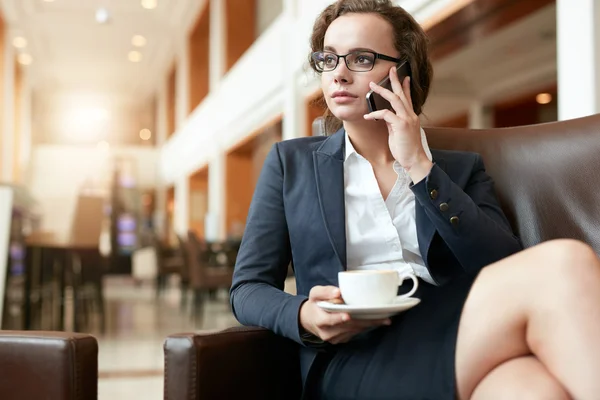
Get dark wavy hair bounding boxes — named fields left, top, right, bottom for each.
left=308, top=0, right=433, bottom=134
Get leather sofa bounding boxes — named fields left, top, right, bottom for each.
left=0, top=331, right=98, bottom=400
left=163, top=113, right=600, bottom=400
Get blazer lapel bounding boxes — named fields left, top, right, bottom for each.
left=416, top=154, right=447, bottom=264
left=313, top=129, right=347, bottom=269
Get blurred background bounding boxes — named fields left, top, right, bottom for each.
left=0, top=0, right=593, bottom=398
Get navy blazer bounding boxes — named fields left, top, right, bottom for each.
left=230, top=128, right=522, bottom=387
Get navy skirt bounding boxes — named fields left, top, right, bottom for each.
left=316, top=274, right=476, bottom=400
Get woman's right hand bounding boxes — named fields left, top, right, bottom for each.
left=299, top=285, right=392, bottom=345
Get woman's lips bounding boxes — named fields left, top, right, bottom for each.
left=331, top=91, right=358, bottom=104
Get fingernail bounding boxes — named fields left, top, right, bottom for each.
left=369, top=81, right=375, bottom=87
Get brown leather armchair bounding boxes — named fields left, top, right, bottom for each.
left=0, top=331, right=98, bottom=400
left=164, top=327, right=301, bottom=399
left=163, top=114, right=600, bottom=400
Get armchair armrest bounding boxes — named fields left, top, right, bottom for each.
left=164, top=326, right=301, bottom=400
left=0, top=331, right=98, bottom=400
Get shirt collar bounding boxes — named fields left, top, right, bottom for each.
left=344, top=132, right=358, bottom=161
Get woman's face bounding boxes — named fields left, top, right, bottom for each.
left=320, top=13, right=399, bottom=123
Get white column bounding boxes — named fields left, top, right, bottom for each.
left=206, top=153, right=225, bottom=241
left=156, top=80, right=168, bottom=146
left=17, top=67, right=32, bottom=183
left=209, top=0, right=226, bottom=92
left=154, top=81, right=168, bottom=235
left=1, top=44, right=15, bottom=182
left=468, top=101, right=493, bottom=129
left=175, top=37, right=190, bottom=131
left=557, top=0, right=600, bottom=120
left=173, top=175, right=189, bottom=237
left=0, top=187, right=14, bottom=323
left=282, top=0, right=306, bottom=140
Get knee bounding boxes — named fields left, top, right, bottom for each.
left=539, top=239, right=600, bottom=291
left=539, top=239, right=598, bottom=272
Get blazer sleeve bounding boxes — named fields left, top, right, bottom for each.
left=411, top=154, right=523, bottom=276
left=229, top=143, right=308, bottom=345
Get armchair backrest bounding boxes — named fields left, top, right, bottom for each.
left=424, top=113, right=600, bottom=253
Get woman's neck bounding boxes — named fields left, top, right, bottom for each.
left=344, top=120, right=394, bottom=165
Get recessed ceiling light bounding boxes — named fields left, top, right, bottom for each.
left=139, top=128, right=152, bottom=140
left=42, top=0, right=55, bottom=3
left=141, top=0, right=157, bottom=10
left=12, top=37, right=27, bottom=48
left=132, top=35, right=147, bottom=47
left=95, top=8, right=111, bottom=24
left=128, top=50, right=142, bottom=62
left=17, top=54, right=33, bottom=65
left=536, top=93, right=552, bottom=105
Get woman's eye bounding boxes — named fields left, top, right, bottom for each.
left=355, top=56, right=373, bottom=64
left=324, top=56, right=337, bottom=65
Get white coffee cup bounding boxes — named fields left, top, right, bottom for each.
left=338, top=269, right=419, bottom=306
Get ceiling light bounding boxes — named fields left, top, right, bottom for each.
left=128, top=50, right=142, bottom=62
left=12, top=37, right=27, bottom=48
left=132, top=35, right=147, bottom=47
left=139, top=128, right=152, bottom=140
left=81, top=107, right=109, bottom=122
left=17, top=54, right=33, bottom=65
left=95, top=8, right=111, bottom=24
left=141, top=0, right=157, bottom=10
left=536, top=93, right=552, bottom=105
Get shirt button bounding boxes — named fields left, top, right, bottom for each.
left=450, top=216, right=459, bottom=226
left=429, top=189, right=438, bottom=200
left=439, top=202, right=449, bottom=212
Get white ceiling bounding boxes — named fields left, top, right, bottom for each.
left=1, top=0, right=205, bottom=101
left=423, top=3, right=557, bottom=123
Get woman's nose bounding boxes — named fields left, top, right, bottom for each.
left=333, top=62, right=351, bottom=84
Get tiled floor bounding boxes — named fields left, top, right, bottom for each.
left=93, top=276, right=239, bottom=400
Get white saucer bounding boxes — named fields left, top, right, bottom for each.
left=316, top=297, right=421, bottom=320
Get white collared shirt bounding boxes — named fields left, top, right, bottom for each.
left=343, top=130, right=436, bottom=285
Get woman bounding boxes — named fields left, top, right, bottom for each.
left=230, top=1, right=600, bottom=399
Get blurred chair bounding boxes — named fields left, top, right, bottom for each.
left=70, top=248, right=106, bottom=333
left=153, top=238, right=185, bottom=299
left=22, top=243, right=71, bottom=332
left=0, top=331, right=98, bottom=400
left=176, top=234, right=190, bottom=309
left=163, top=113, right=600, bottom=399
left=185, top=231, right=233, bottom=321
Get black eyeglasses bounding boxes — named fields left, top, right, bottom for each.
left=311, top=50, right=402, bottom=72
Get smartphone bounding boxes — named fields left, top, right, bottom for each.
left=366, top=61, right=411, bottom=113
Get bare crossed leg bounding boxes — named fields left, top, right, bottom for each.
left=455, top=239, right=600, bottom=400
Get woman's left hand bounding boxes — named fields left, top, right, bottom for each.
left=364, top=66, right=433, bottom=182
